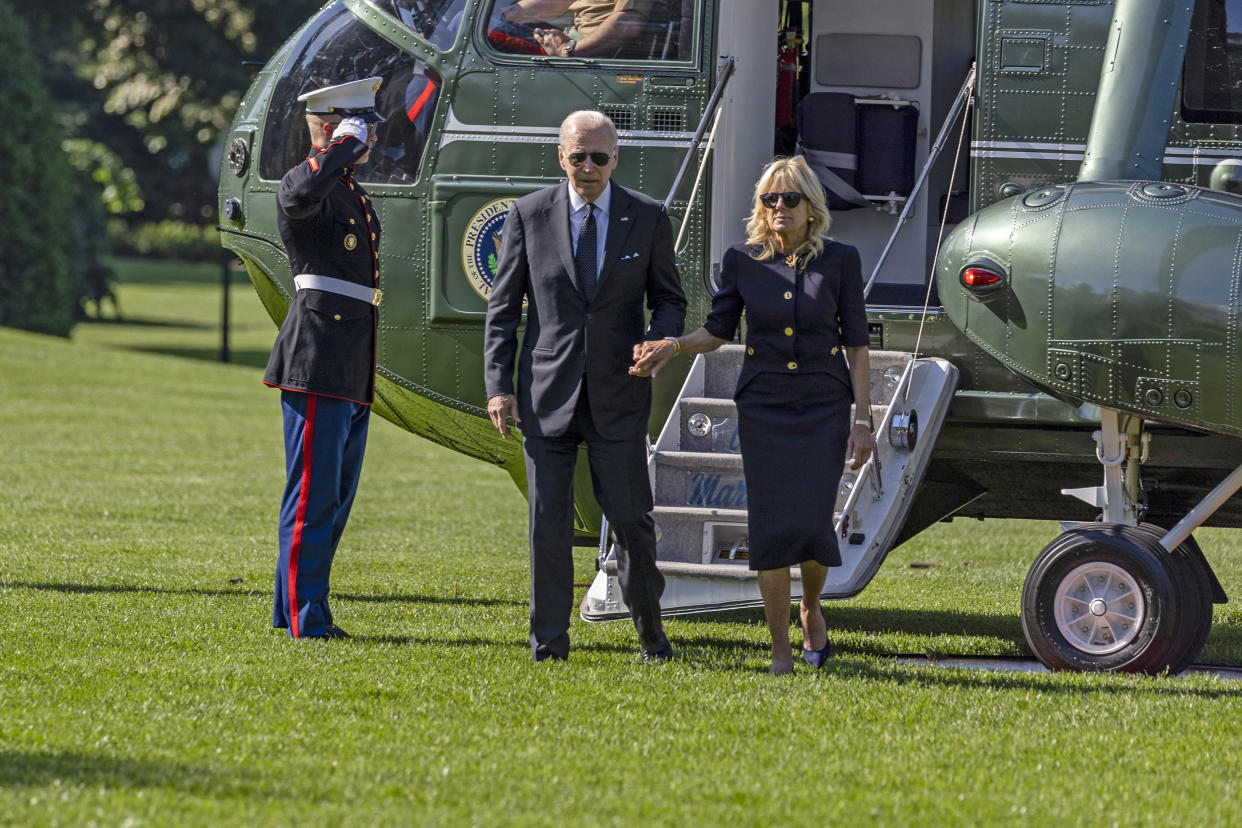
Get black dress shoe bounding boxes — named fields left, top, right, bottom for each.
left=642, top=643, right=675, bottom=663
left=533, top=651, right=568, bottom=663
left=323, top=624, right=350, bottom=639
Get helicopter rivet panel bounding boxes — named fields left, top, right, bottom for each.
left=937, top=179, right=1242, bottom=437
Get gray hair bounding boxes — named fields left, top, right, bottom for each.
left=559, top=110, right=618, bottom=147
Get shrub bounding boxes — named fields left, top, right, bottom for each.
left=0, top=0, right=79, bottom=336
left=109, top=220, right=223, bottom=262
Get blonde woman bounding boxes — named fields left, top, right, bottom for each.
left=632, top=156, right=873, bottom=673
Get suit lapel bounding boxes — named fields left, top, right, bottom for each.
left=596, top=185, right=636, bottom=297
left=547, top=184, right=581, bottom=295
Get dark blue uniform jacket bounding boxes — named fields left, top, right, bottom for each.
left=704, top=240, right=869, bottom=396
left=264, top=135, right=382, bottom=405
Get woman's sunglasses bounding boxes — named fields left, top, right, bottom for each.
left=565, top=151, right=613, bottom=167
left=760, top=191, right=804, bottom=209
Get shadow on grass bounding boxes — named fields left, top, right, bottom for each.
left=129, top=346, right=271, bottom=368
left=81, top=316, right=216, bottom=330
left=673, top=604, right=1027, bottom=648
left=0, top=581, right=524, bottom=608
left=832, top=658, right=1242, bottom=698
left=0, top=750, right=224, bottom=791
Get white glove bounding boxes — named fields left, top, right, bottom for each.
left=333, top=116, right=369, bottom=144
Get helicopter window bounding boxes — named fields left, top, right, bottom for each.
left=483, top=0, right=693, bottom=62
left=259, top=3, right=442, bottom=186
left=368, top=0, right=469, bottom=51
left=1183, top=0, right=1242, bottom=123
left=815, top=33, right=921, bottom=89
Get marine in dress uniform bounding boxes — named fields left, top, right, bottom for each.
left=264, top=77, right=385, bottom=639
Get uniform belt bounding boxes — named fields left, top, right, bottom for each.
left=294, top=274, right=382, bottom=306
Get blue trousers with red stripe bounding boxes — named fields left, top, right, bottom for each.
left=273, top=390, right=370, bottom=638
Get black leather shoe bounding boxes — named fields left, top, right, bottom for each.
left=323, top=624, right=350, bottom=639
left=642, top=643, right=675, bottom=663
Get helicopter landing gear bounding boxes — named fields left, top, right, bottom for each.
left=1021, top=524, right=1213, bottom=674
left=1021, top=409, right=1230, bottom=674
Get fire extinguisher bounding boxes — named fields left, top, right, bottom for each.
left=775, top=29, right=798, bottom=129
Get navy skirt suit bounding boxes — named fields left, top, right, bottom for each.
left=703, top=241, right=870, bottom=571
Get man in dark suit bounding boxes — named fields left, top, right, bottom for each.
left=484, top=110, right=686, bottom=662
left=264, top=77, right=384, bottom=640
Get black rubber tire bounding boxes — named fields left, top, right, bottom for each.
left=1021, top=525, right=1185, bottom=674
left=1133, top=524, right=1213, bottom=675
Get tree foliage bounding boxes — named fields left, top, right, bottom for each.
left=19, top=0, right=323, bottom=223
left=0, top=1, right=80, bottom=336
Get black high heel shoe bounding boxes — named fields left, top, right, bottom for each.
left=801, top=638, right=832, bottom=668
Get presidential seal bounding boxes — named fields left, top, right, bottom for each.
left=462, top=197, right=516, bottom=301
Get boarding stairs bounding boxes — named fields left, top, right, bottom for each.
left=581, top=345, right=959, bottom=620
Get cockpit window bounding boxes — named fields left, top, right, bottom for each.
left=368, top=0, right=469, bottom=51
left=1183, top=0, right=1242, bottom=123
left=260, top=3, right=441, bottom=185
left=483, top=0, right=694, bottom=62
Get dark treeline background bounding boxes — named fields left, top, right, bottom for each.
left=2, top=0, right=321, bottom=335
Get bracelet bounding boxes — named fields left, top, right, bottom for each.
left=664, top=336, right=681, bottom=355
left=854, top=417, right=871, bottom=427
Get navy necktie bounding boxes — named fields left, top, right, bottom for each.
left=575, top=203, right=597, bottom=301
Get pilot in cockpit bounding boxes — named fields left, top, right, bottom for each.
left=493, top=0, right=669, bottom=60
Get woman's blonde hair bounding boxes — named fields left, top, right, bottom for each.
left=744, top=156, right=832, bottom=263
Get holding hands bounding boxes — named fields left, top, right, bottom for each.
left=629, top=337, right=679, bottom=377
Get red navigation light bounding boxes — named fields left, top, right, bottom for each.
left=961, top=267, right=1003, bottom=288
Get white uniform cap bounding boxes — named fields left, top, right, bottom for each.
left=298, top=76, right=386, bottom=122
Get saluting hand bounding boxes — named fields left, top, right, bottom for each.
left=331, top=116, right=369, bottom=144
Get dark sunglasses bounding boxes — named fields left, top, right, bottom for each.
left=760, top=191, right=804, bottom=209
left=566, top=151, right=613, bottom=167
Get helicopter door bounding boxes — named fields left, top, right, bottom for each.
left=796, top=0, right=975, bottom=307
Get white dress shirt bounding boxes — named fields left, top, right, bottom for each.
left=567, top=181, right=611, bottom=278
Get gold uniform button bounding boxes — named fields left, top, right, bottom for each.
left=349, top=218, right=356, bottom=225
left=787, top=361, right=798, bottom=370
left=784, top=327, right=793, bottom=336
left=333, top=314, right=341, bottom=321
left=371, top=233, right=376, bottom=241
left=831, top=346, right=839, bottom=355
left=784, top=291, right=792, bottom=300
left=746, top=347, right=754, bottom=355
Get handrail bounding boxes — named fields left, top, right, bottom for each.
left=833, top=358, right=919, bottom=538
left=864, top=63, right=976, bottom=298
left=663, top=56, right=737, bottom=209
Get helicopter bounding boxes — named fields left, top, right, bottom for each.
left=219, top=0, right=1242, bottom=674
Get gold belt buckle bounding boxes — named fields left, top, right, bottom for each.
left=371, top=288, right=384, bottom=307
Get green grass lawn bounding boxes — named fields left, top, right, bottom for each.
left=3, top=265, right=1242, bottom=826
left=74, top=257, right=277, bottom=369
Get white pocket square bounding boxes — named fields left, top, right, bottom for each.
left=620, top=252, right=641, bottom=261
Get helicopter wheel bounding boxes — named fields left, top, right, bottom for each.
left=1020, top=524, right=1208, bottom=675
left=1133, top=523, right=1215, bottom=675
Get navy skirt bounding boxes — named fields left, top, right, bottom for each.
left=736, top=371, right=853, bottom=571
